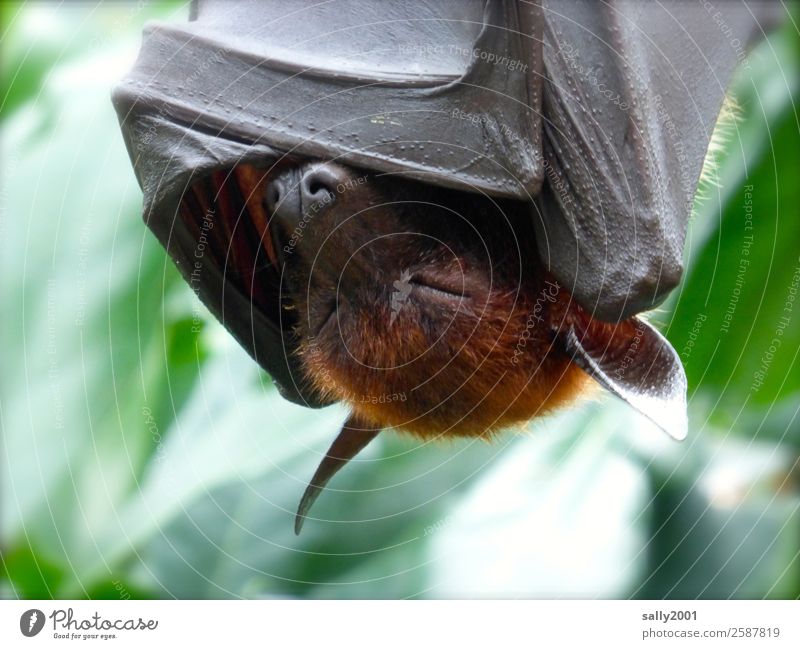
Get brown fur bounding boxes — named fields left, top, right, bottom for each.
left=271, top=167, right=590, bottom=438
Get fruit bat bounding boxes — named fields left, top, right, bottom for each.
left=112, top=0, right=783, bottom=532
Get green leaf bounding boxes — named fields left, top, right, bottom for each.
left=638, top=435, right=800, bottom=599
left=0, top=6, right=202, bottom=597
left=668, top=26, right=800, bottom=438
left=0, top=3, right=186, bottom=120
left=121, top=402, right=657, bottom=599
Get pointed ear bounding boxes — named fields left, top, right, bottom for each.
left=295, top=414, right=381, bottom=534
left=558, top=315, right=688, bottom=441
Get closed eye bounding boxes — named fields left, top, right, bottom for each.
left=409, top=276, right=469, bottom=300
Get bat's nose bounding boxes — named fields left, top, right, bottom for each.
left=264, top=171, right=299, bottom=224
left=265, top=163, right=343, bottom=225
left=299, top=164, right=342, bottom=209
left=265, top=162, right=351, bottom=274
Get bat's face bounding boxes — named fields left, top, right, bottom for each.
left=264, top=161, right=586, bottom=437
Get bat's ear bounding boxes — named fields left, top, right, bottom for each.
left=558, top=315, right=688, bottom=441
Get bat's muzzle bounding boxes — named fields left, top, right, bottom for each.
left=265, top=163, right=344, bottom=224
left=265, top=162, right=350, bottom=274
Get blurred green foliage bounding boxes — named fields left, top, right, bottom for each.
left=1, top=3, right=799, bottom=599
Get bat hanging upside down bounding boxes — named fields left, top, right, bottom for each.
left=116, top=0, right=784, bottom=535
left=184, top=160, right=687, bottom=533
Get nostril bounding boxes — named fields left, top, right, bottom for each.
left=307, top=180, right=330, bottom=199
left=264, top=179, right=284, bottom=214
left=300, top=166, right=340, bottom=207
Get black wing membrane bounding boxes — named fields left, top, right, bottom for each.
left=535, top=0, right=782, bottom=321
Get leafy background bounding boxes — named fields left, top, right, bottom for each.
left=1, top=2, right=798, bottom=599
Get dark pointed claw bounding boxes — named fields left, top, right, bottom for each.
left=294, top=414, right=381, bottom=535
left=559, top=315, right=688, bottom=441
